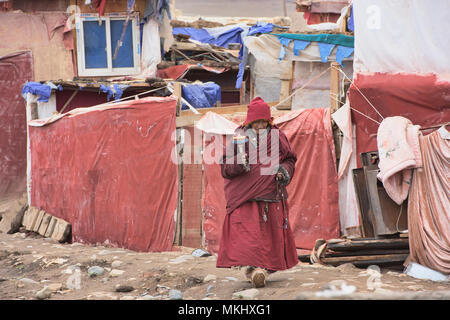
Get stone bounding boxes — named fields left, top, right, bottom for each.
left=169, top=255, right=194, bottom=264
left=186, top=276, right=203, bottom=286
left=111, top=260, right=123, bottom=268
left=300, top=283, right=317, bottom=287
left=120, top=296, right=135, bottom=300
left=233, top=289, right=260, bottom=300
left=88, top=266, right=105, bottom=277
left=226, top=277, right=238, bottom=281
left=44, top=217, right=58, bottom=238
left=88, top=291, right=118, bottom=300
left=168, top=289, right=183, bottom=300
left=191, top=249, right=211, bottom=257
left=36, top=286, right=52, bottom=300
left=336, top=263, right=358, bottom=272
left=115, top=285, right=134, bottom=293
left=19, top=278, right=39, bottom=285
left=203, top=274, right=217, bottom=282
left=407, top=285, right=425, bottom=291
left=50, top=258, right=68, bottom=265
left=140, top=295, right=155, bottom=300
left=110, top=269, right=125, bottom=277
left=37, top=213, right=52, bottom=236
left=0, top=198, right=27, bottom=234
left=48, top=283, right=63, bottom=292
left=51, top=218, right=71, bottom=243
left=32, top=210, right=46, bottom=232
left=21, top=206, right=37, bottom=230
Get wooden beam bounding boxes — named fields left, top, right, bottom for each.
left=326, top=238, right=409, bottom=252
left=277, top=61, right=295, bottom=110
left=175, top=101, right=279, bottom=128
left=173, top=82, right=182, bottom=117
left=330, top=61, right=341, bottom=113
left=321, top=254, right=409, bottom=267
left=60, top=89, right=79, bottom=114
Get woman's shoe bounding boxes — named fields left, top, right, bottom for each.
left=251, top=268, right=268, bottom=288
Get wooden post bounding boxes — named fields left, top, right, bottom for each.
left=173, top=82, right=182, bottom=116
left=277, top=61, right=295, bottom=110
left=330, top=61, right=341, bottom=114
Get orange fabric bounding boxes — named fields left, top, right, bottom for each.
left=407, top=131, right=450, bottom=274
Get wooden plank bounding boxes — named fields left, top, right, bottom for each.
left=173, top=82, right=182, bottom=117
left=324, top=249, right=410, bottom=258
left=327, top=238, right=409, bottom=252
left=277, top=61, right=295, bottom=110
left=174, top=42, right=202, bottom=51
left=176, top=101, right=279, bottom=127
left=330, top=62, right=340, bottom=113
left=321, top=254, right=409, bottom=263
left=322, top=254, right=409, bottom=267
left=352, top=168, right=375, bottom=238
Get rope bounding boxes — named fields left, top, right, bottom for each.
left=272, top=66, right=332, bottom=109
left=331, top=65, right=385, bottom=120
left=89, top=86, right=168, bottom=109
left=330, top=94, right=381, bottom=125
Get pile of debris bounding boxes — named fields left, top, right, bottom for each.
left=21, top=206, right=71, bottom=243
left=161, top=36, right=242, bottom=70
left=300, top=237, right=410, bottom=268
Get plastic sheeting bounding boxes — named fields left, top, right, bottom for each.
left=353, top=0, right=450, bottom=74
left=0, top=51, right=33, bottom=200
left=408, top=131, right=450, bottom=274
left=199, top=108, right=340, bottom=252
left=181, top=82, right=221, bottom=110
left=29, top=97, right=178, bottom=252
left=172, top=27, right=244, bottom=48
left=349, top=73, right=450, bottom=167
left=350, top=0, right=450, bottom=166
left=331, top=102, right=361, bottom=235
left=245, top=34, right=353, bottom=63
left=0, top=12, right=74, bottom=81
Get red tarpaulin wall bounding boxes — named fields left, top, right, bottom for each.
left=0, top=51, right=33, bottom=200
left=29, top=97, right=178, bottom=252
left=349, top=73, right=450, bottom=167
left=202, top=108, right=340, bottom=253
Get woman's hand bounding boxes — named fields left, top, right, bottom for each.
left=276, top=171, right=284, bottom=180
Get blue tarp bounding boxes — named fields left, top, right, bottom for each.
left=276, top=33, right=355, bottom=65
left=181, top=82, right=221, bottom=110
left=172, top=23, right=276, bottom=89
left=172, top=27, right=244, bottom=48
left=143, top=0, right=171, bottom=24
left=348, top=4, right=354, bottom=32
left=22, top=82, right=53, bottom=102
left=99, top=84, right=130, bottom=101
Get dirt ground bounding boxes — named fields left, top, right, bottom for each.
left=0, top=231, right=449, bottom=301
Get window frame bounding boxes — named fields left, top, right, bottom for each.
left=75, top=13, right=141, bottom=77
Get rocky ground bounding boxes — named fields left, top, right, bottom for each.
left=0, top=231, right=449, bottom=301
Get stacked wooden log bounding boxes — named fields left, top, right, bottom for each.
left=299, top=237, right=410, bottom=268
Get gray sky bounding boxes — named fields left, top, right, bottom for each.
left=174, top=0, right=297, bottom=17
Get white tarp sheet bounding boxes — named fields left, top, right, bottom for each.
left=245, top=34, right=353, bottom=63
left=353, top=0, right=450, bottom=74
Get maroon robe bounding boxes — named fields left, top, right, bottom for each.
left=216, top=125, right=298, bottom=271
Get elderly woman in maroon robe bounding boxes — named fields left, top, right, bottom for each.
left=216, top=97, right=298, bottom=288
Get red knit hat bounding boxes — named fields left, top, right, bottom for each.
left=243, top=97, right=273, bottom=126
